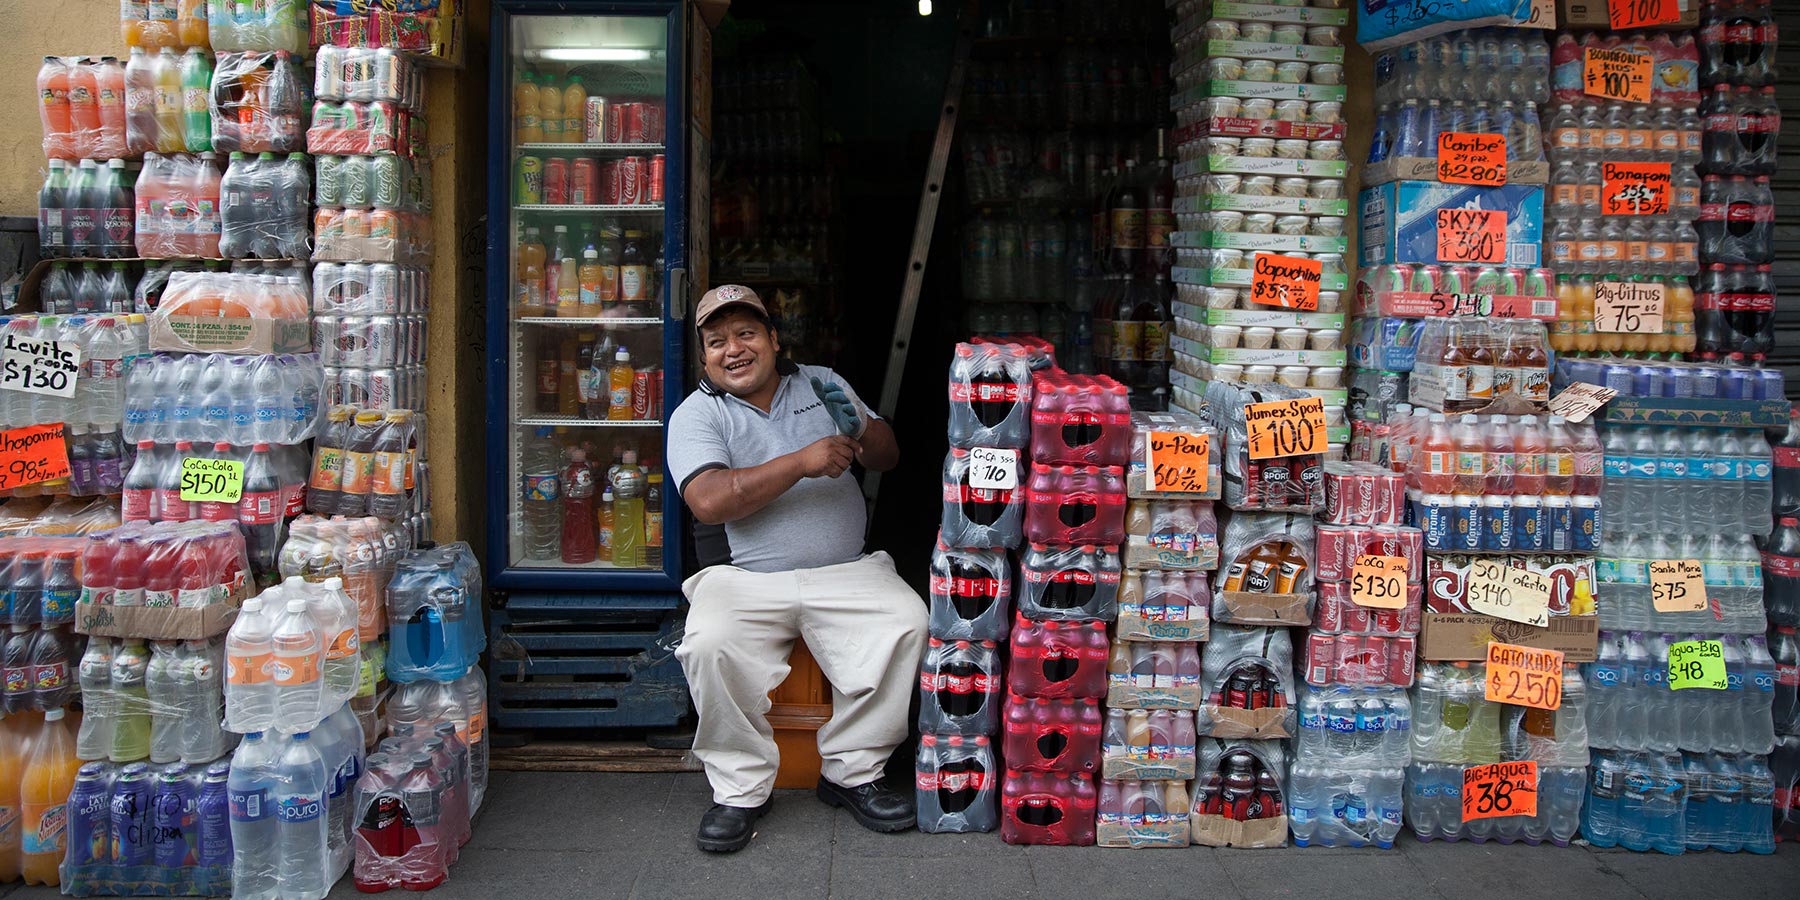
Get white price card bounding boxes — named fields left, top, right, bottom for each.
left=968, top=447, right=1019, bottom=491
left=0, top=336, right=81, bottom=399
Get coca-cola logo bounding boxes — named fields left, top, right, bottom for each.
left=1016, top=797, right=1066, bottom=827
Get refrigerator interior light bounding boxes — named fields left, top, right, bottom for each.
left=540, top=47, right=656, bottom=62
left=918, top=0, right=932, bottom=14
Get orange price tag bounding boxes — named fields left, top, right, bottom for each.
left=1601, top=161, right=1672, bottom=216
left=1248, top=253, right=1322, bottom=312
left=1436, top=132, right=1507, bottom=186
left=1244, top=397, right=1325, bottom=461
left=1462, top=761, right=1539, bottom=822
left=1485, top=642, right=1565, bottom=710
left=1435, top=208, right=1507, bottom=264
left=0, top=423, right=70, bottom=491
left=1584, top=47, right=1653, bottom=104
left=1147, top=431, right=1210, bottom=493
left=1650, top=558, right=1707, bottom=613
left=1609, top=0, right=1681, bottom=29
left=1350, top=555, right=1408, bottom=609
left=1593, top=281, right=1666, bottom=334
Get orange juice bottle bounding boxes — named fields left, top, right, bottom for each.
left=122, top=0, right=146, bottom=48
left=21, top=709, right=79, bottom=886
left=177, top=0, right=210, bottom=49
left=0, top=714, right=28, bottom=883
left=563, top=76, right=587, bottom=142
left=606, top=347, right=634, bottom=420
left=514, top=71, right=542, bottom=145
left=577, top=249, right=604, bottom=317
left=538, top=74, right=564, bottom=143
left=1572, top=275, right=1599, bottom=353
left=517, top=226, right=546, bottom=316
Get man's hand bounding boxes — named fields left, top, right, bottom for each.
left=795, top=434, right=860, bottom=479
left=810, top=376, right=867, bottom=438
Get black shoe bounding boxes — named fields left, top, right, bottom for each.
left=696, top=800, right=772, bottom=853
left=816, top=776, right=916, bottom=833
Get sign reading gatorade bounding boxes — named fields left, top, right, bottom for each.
left=1435, top=208, right=1506, bottom=264
left=0, top=423, right=70, bottom=491
left=1601, top=162, right=1672, bottom=216
left=1649, top=558, right=1707, bottom=613
left=1608, top=0, right=1681, bottom=30
left=180, top=457, right=244, bottom=504
left=1668, top=639, right=1726, bottom=690
left=1147, top=431, right=1210, bottom=493
left=1485, top=642, right=1564, bottom=710
left=1436, top=132, right=1506, bottom=186
left=1463, top=761, right=1539, bottom=821
left=1244, top=397, right=1325, bottom=461
left=1583, top=47, right=1653, bottom=104
left=1248, top=253, right=1322, bottom=312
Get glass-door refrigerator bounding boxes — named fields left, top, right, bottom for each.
left=485, top=2, right=689, bottom=640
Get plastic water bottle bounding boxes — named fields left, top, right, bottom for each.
left=225, top=594, right=276, bottom=733
left=229, top=731, right=279, bottom=900
left=311, top=576, right=361, bottom=704
left=521, top=427, right=562, bottom=560
left=1744, top=635, right=1776, bottom=754
left=146, top=640, right=182, bottom=763
left=180, top=638, right=228, bottom=764
left=1586, top=633, right=1621, bottom=750
left=82, top=316, right=127, bottom=427
left=1288, top=762, right=1321, bottom=845
left=274, top=731, right=331, bottom=900
left=76, top=636, right=115, bottom=759
left=272, top=594, right=324, bottom=730
left=1741, top=431, right=1774, bottom=535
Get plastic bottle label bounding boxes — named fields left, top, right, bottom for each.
left=372, top=449, right=406, bottom=497
left=327, top=628, right=358, bottom=661
left=226, top=650, right=268, bottom=686
left=41, top=588, right=77, bottom=620
left=21, top=804, right=64, bottom=854
left=275, top=791, right=323, bottom=824
left=269, top=652, right=320, bottom=686
left=340, top=450, right=376, bottom=495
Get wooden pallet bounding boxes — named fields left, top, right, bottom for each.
left=490, top=740, right=701, bottom=773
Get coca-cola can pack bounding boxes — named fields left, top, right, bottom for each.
left=1323, top=461, right=1406, bottom=525
left=1301, top=632, right=1416, bottom=688
left=1315, top=523, right=1424, bottom=584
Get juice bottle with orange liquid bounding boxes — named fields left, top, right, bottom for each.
left=1665, top=274, right=1696, bottom=353
left=122, top=0, right=146, bottom=48
left=0, top=713, right=28, bottom=883
left=563, top=76, right=587, bottom=142
left=21, top=709, right=79, bottom=886
left=176, top=0, right=210, bottom=49
left=517, top=226, right=546, bottom=316
left=539, top=73, right=565, bottom=143
left=38, top=57, right=73, bottom=160
left=514, top=71, right=542, bottom=145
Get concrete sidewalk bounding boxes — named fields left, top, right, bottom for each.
left=6, top=771, right=1798, bottom=900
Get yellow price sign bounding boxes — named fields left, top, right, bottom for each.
left=1667, top=639, right=1725, bottom=690
left=179, top=457, right=244, bottom=504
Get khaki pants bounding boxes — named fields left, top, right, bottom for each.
left=677, top=552, right=928, bottom=807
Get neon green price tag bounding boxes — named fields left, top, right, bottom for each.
left=1667, top=640, right=1725, bottom=690
left=179, top=457, right=243, bottom=503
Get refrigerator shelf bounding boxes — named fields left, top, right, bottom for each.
left=516, top=204, right=665, bottom=213
left=516, top=415, right=664, bottom=428
left=516, top=142, right=666, bottom=153
left=515, top=316, right=664, bottom=326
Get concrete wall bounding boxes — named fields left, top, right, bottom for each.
left=0, top=0, right=492, bottom=556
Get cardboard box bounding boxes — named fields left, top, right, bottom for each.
left=1213, top=590, right=1311, bottom=627
left=1098, top=820, right=1192, bottom=849
left=149, top=315, right=313, bottom=355
left=1176, top=156, right=1349, bottom=180
left=1115, top=612, right=1210, bottom=643
left=1200, top=193, right=1351, bottom=216
left=1600, top=397, right=1789, bottom=429
left=75, top=600, right=238, bottom=641
left=1122, top=537, right=1219, bottom=573
left=1201, top=309, right=1347, bottom=329
left=1419, top=612, right=1599, bottom=662
left=1357, top=289, right=1559, bottom=321
left=1181, top=39, right=1346, bottom=65
left=1181, top=117, right=1348, bottom=142
left=1357, top=181, right=1546, bottom=269
left=1190, top=813, right=1287, bottom=848
left=1108, top=682, right=1202, bottom=710
left=1174, top=81, right=1349, bottom=105
left=1172, top=266, right=1351, bottom=292
left=1103, top=753, right=1197, bottom=782
left=1363, top=157, right=1550, bottom=187
left=1199, top=706, right=1295, bottom=739
left=1195, top=1, right=1348, bottom=26
left=1559, top=0, right=1696, bottom=27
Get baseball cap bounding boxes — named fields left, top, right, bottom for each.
left=694, top=284, right=769, bottom=330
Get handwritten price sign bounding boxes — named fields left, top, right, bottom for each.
left=1668, top=639, right=1726, bottom=690
left=1584, top=47, right=1653, bottom=104
left=1436, top=132, right=1507, bottom=186
left=1650, top=558, right=1707, bottom=613
left=1601, top=162, right=1672, bottom=216
left=1594, top=281, right=1666, bottom=334
left=1609, top=0, right=1681, bottom=29
left=0, top=424, right=70, bottom=491
left=1350, top=555, right=1409, bottom=610
left=967, top=447, right=1019, bottom=492
left=1463, top=762, right=1539, bottom=822
left=1465, top=558, right=1551, bottom=628
left=1248, top=253, right=1323, bottom=312
left=1147, top=431, right=1210, bottom=493
left=1546, top=382, right=1619, bottom=424
left=1244, top=397, right=1325, bottom=461
left=0, top=336, right=82, bottom=399
left=1436, top=208, right=1507, bottom=264
left=1485, top=642, right=1565, bottom=710
left=180, top=457, right=244, bottom=504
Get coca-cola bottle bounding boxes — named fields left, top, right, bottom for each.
left=1699, top=0, right=1778, bottom=88
left=1767, top=516, right=1800, bottom=628
left=918, top=638, right=1001, bottom=735
left=927, top=537, right=1012, bottom=641
left=1772, top=626, right=1798, bottom=735
left=1772, top=405, right=1800, bottom=518
left=916, top=733, right=999, bottom=834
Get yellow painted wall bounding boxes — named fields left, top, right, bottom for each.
left=0, top=0, right=492, bottom=558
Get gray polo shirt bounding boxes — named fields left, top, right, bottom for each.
left=668, top=360, right=878, bottom=573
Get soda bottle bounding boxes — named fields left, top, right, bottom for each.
left=37, top=160, right=68, bottom=257
left=179, top=47, right=212, bottom=152
left=606, top=347, right=635, bottom=421
left=21, top=709, right=79, bottom=886
left=558, top=448, right=598, bottom=564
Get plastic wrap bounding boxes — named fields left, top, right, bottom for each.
left=134, top=153, right=222, bottom=259
left=1028, top=372, right=1131, bottom=466
left=311, top=263, right=430, bottom=316
left=209, top=51, right=305, bottom=154
left=37, top=56, right=128, bottom=161
left=1413, top=761, right=1588, bottom=846
left=313, top=47, right=427, bottom=111
left=307, top=100, right=420, bottom=157
left=1127, top=410, right=1222, bottom=500
left=313, top=156, right=431, bottom=216
left=313, top=208, right=435, bottom=264
left=1190, top=739, right=1288, bottom=848
left=218, top=152, right=313, bottom=260
left=1, top=624, right=79, bottom=714
left=74, top=636, right=236, bottom=765
left=1124, top=499, right=1219, bottom=572
left=1120, top=570, right=1211, bottom=642
left=227, top=714, right=365, bottom=899
left=324, top=364, right=430, bottom=413
left=915, top=734, right=999, bottom=834
left=940, top=448, right=1023, bottom=550
left=1287, top=763, right=1406, bottom=849
left=1016, top=543, right=1119, bottom=623
left=1295, top=685, right=1412, bottom=772
left=281, top=516, right=412, bottom=643
left=381, top=666, right=489, bottom=814
left=207, top=0, right=308, bottom=54
left=308, top=0, right=462, bottom=61
left=149, top=272, right=313, bottom=355
left=1007, top=614, right=1108, bottom=700
left=1214, top=511, right=1316, bottom=625
left=1105, top=641, right=1203, bottom=710
left=1356, top=1, right=1532, bottom=52
left=1101, top=708, right=1198, bottom=781
left=1201, top=380, right=1325, bottom=513
left=947, top=342, right=1033, bottom=450
left=999, top=770, right=1096, bottom=846
left=0, top=535, right=86, bottom=626
left=316, top=315, right=426, bottom=367
left=1301, top=630, right=1418, bottom=688
left=1023, top=464, right=1126, bottom=546
left=385, top=543, right=483, bottom=683
left=926, top=536, right=1011, bottom=642
left=223, top=578, right=363, bottom=735
left=1200, top=624, right=1296, bottom=739
left=0, top=496, right=121, bottom=536
left=1002, top=693, right=1100, bottom=774
left=351, top=739, right=471, bottom=891
left=305, top=407, right=424, bottom=520
left=58, top=757, right=236, bottom=898
left=917, top=638, right=1001, bottom=736
left=73, top=521, right=251, bottom=640
left=123, top=352, right=325, bottom=446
